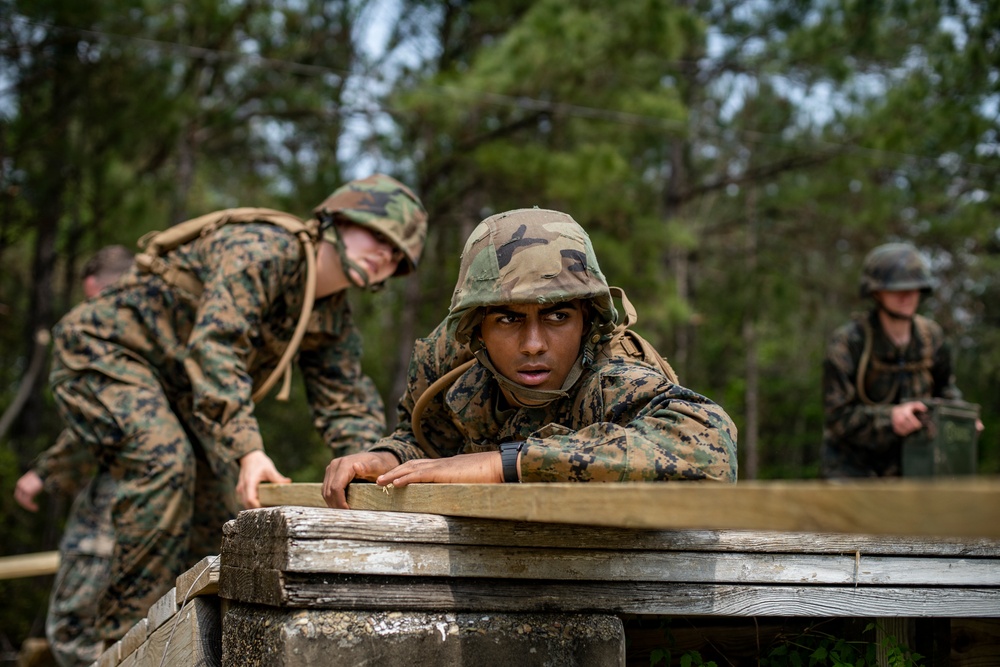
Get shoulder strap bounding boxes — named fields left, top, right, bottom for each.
left=134, top=208, right=320, bottom=403
left=607, top=287, right=679, bottom=384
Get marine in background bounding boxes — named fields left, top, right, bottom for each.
left=822, top=241, right=981, bottom=478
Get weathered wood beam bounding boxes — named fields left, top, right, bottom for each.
left=257, top=478, right=1000, bottom=538
left=218, top=567, right=1000, bottom=617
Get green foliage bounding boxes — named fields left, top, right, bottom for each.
left=3, top=0, right=999, bottom=654
left=759, top=623, right=924, bottom=667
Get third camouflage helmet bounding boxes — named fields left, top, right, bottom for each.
left=448, top=208, right=617, bottom=345
left=313, top=174, right=427, bottom=276
left=859, top=242, right=935, bottom=297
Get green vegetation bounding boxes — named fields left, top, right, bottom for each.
left=2, top=0, right=997, bottom=654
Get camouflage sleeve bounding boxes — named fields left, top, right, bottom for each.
left=299, top=306, right=387, bottom=458
left=821, top=323, right=895, bottom=454
left=366, top=318, right=468, bottom=463
left=183, top=228, right=302, bottom=465
left=33, top=428, right=95, bottom=496
left=518, top=367, right=738, bottom=483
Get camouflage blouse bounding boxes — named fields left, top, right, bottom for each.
left=821, top=309, right=960, bottom=477
left=371, top=319, right=738, bottom=483
left=50, top=223, right=385, bottom=473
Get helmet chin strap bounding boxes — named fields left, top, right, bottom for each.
left=879, top=304, right=913, bottom=321
left=323, top=223, right=386, bottom=292
left=873, top=295, right=915, bottom=322
left=469, top=337, right=585, bottom=409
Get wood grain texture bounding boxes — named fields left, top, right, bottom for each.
left=250, top=572, right=1000, bottom=617
left=354, top=479, right=1000, bottom=538
left=136, top=597, right=220, bottom=667
left=174, top=556, right=220, bottom=605
left=222, top=536, right=1000, bottom=587
left=232, top=505, right=1000, bottom=556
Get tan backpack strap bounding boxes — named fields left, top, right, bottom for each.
left=251, top=230, right=317, bottom=403
left=607, top=286, right=679, bottom=384
left=410, top=358, right=477, bottom=458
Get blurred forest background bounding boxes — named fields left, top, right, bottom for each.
left=1, top=0, right=997, bottom=655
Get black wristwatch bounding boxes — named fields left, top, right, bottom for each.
left=499, top=442, right=524, bottom=483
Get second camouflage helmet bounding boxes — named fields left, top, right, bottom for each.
left=859, top=242, right=935, bottom=297
left=313, top=174, right=428, bottom=276
left=448, top=208, right=617, bottom=345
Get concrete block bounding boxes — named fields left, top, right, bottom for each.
left=223, top=604, right=624, bottom=666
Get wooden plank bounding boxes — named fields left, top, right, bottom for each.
left=147, top=587, right=178, bottom=632
left=220, top=567, right=1000, bottom=617
left=135, top=597, right=220, bottom=667
left=222, top=537, right=1000, bottom=587
left=232, top=505, right=1000, bottom=556
left=0, top=550, right=59, bottom=580
left=334, top=479, right=1000, bottom=538
left=119, top=618, right=148, bottom=662
left=96, top=640, right=120, bottom=667
left=174, top=556, right=220, bottom=605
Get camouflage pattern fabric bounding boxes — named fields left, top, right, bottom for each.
left=43, top=475, right=114, bottom=667
left=373, top=318, right=737, bottom=482
left=858, top=242, right=935, bottom=296
left=822, top=309, right=961, bottom=478
left=32, top=429, right=95, bottom=497
left=46, top=554, right=109, bottom=667
left=314, top=173, right=428, bottom=276
left=48, top=222, right=387, bottom=643
left=372, top=208, right=736, bottom=482
left=449, top=209, right=617, bottom=338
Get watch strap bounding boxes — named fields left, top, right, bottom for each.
left=499, top=442, right=523, bottom=483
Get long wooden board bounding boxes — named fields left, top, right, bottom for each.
left=0, top=550, right=59, bottom=580
left=221, top=537, right=999, bottom=586
left=219, top=566, right=1000, bottom=617
left=232, top=506, right=1000, bottom=555
left=257, top=478, right=1000, bottom=538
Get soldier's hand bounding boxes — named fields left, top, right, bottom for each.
left=891, top=401, right=928, bottom=437
left=14, top=470, right=44, bottom=512
left=237, top=450, right=291, bottom=509
left=322, top=451, right=400, bottom=510
left=376, top=451, right=504, bottom=489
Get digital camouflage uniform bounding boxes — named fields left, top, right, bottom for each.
left=32, top=426, right=110, bottom=667
left=821, top=242, right=961, bottom=478
left=370, top=208, right=738, bottom=483
left=37, top=377, right=385, bottom=667
left=48, top=175, right=425, bottom=650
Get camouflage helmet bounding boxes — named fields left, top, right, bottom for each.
left=859, top=242, right=935, bottom=297
left=448, top=208, right=617, bottom=345
left=313, top=174, right=427, bottom=276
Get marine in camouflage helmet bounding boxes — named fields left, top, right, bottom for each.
left=447, top=208, right=620, bottom=407
left=320, top=207, right=738, bottom=509
left=314, top=174, right=428, bottom=287
left=859, top=242, right=935, bottom=297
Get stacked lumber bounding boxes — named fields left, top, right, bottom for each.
left=220, top=505, right=1000, bottom=617
left=90, top=557, right=221, bottom=667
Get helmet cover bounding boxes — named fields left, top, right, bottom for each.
left=859, top=242, right=935, bottom=297
left=448, top=208, right=617, bottom=345
left=314, top=174, right=427, bottom=276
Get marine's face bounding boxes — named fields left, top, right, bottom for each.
left=874, top=289, right=920, bottom=318
left=479, top=300, right=586, bottom=391
left=340, top=223, right=404, bottom=286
